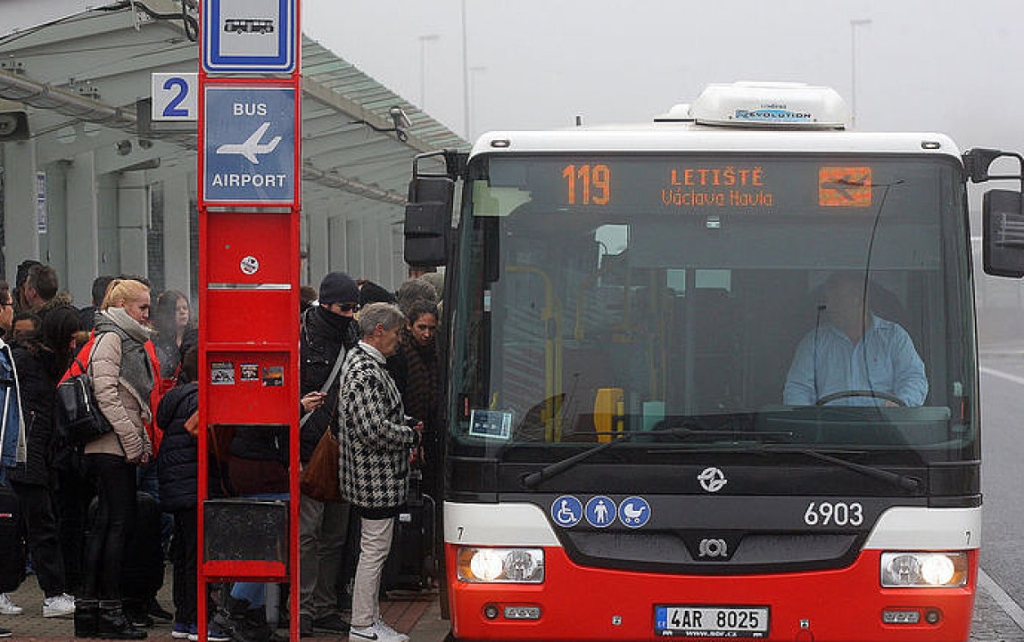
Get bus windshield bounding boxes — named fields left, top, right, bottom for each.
left=447, top=154, right=976, bottom=467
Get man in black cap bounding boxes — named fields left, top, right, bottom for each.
left=297, top=271, right=360, bottom=636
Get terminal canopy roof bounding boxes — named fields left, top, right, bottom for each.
left=0, top=1, right=466, bottom=217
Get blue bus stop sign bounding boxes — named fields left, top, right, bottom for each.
left=202, top=0, right=296, bottom=73
left=203, top=85, right=296, bottom=205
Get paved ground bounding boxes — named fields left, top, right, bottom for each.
left=4, top=567, right=447, bottom=642
left=974, top=580, right=1024, bottom=641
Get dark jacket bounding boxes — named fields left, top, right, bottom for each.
left=386, top=328, right=439, bottom=430
left=156, top=382, right=198, bottom=512
left=7, top=342, right=56, bottom=487
left=299, top=305, right=357, bottom=463
left=78, top=306, right=98, bottom=332
left=154, top=327, right=198, bottom=379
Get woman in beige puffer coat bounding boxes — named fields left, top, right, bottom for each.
left=75, top=278, right=153, bottom=641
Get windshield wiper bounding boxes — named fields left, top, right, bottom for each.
left=789, top=447, right=922, bottom=492
left=521, top=424, right=743, bottom=490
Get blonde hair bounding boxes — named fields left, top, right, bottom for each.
left=101, top=279, right=151, bottom=310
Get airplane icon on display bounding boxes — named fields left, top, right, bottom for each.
left=820, top=175, right=870, bottom=201
left=215, top=122, right=281, bottom=164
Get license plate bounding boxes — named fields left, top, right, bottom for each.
left=654, top=605, right=769, bottom=638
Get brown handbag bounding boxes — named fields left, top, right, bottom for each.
left=299, top=350, right=347, bottom=502
left=300, top=426, right=342, bottom=502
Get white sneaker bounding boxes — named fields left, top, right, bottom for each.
left=42, top=593, right=75, bottom=618
left=349, top=624, right=380, bottom=641
left=374, top=619, right=410, bottom=642
left=0, top=594, right=22, bottom=615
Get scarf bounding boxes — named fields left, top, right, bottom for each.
left=95, top=308, right=154, bottom=414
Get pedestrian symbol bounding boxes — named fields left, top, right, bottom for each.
left=585, top=496, right=617, bottom=528
left=550, top=495, right=583, bottom=528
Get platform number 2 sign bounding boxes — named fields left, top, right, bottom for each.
left=152, top=73, right=198, bottom=121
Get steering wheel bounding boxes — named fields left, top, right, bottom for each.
left=814, top=389, right=906, bottom=407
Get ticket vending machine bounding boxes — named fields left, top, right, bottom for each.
left=196, top=2, right=301, bottom=640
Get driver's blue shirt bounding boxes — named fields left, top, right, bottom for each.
left=783, top=314, right=928, bottom=406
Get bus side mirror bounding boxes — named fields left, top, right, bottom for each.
left=404, top=175, right=454, bottom=267
left=982, top=189, right=1024, bottom=278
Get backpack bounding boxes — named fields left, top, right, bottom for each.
left=60, top=332, right=165, bottom=455
left=55, top=336, right=113, bottom=446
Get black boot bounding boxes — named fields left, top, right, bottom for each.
left=122, top=599, right=153, bottom=628
left=97, top=600, right=147, bottom=640
left=74, top=599, right=100, bottom=638
left=228, top=601, right=283, bottom=642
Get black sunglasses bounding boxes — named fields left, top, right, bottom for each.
left=336, top=302, right=360, bottom=312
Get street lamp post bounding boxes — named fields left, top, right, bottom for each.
left=850, top=18, right=872, bottom=129
left=418, top=34, right=440, bottom=109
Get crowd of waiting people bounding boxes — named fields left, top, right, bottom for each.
left=0, top=260, right=443, bottom=642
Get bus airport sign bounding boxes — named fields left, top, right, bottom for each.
left=202, top=0, right=296, bottom=73
left=202, top=84, right=297, bottom=205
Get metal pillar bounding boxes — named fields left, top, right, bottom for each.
left=117, top=171, right=149, bottom=278
left=305, top=202, right=329, bottom=284
left=162, top=172, right=193, bottom=293
left=65, top=150, right=100, bottom=299
left=2, top=140, right=40, bottom=280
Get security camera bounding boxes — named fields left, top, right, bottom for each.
left=389, top=106, right=412, bottom=130
left=0, top=99, right=29, bottom=141
left=349, top=106, right=413, bottom=142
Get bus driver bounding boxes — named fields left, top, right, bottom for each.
left=783, top=273, right=928, bottom=407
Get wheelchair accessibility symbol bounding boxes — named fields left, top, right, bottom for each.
left=550, top=495, right=583, bottom=528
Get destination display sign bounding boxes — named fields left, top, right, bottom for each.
left=485, top=157, right=886, bottom=214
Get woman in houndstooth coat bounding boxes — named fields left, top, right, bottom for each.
left=338, top=303, right=421, bottom=642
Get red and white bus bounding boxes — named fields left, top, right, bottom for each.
left=405, top=82, right=1023, bottom=641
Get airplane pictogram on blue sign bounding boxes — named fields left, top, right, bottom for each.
left=203, top=86, right=295, bottom=205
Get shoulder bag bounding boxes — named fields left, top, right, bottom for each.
left=299, top=349, right=347, bottom=502
left=56, top=342, right=114, bottom=446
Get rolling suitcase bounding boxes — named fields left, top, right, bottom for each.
left=382, top=470, right=436, bottom=592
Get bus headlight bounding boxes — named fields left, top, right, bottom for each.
left=457, top=547, right=544, bottom=583
left=880, top=552, right=968, bottom=588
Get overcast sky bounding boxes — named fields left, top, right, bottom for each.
left=4, top=0, right=1023, bottom=155
left=303, top=0, right=1024, bottom=156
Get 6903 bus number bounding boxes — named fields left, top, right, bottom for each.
left=803, top=501, right=863, bottom=527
